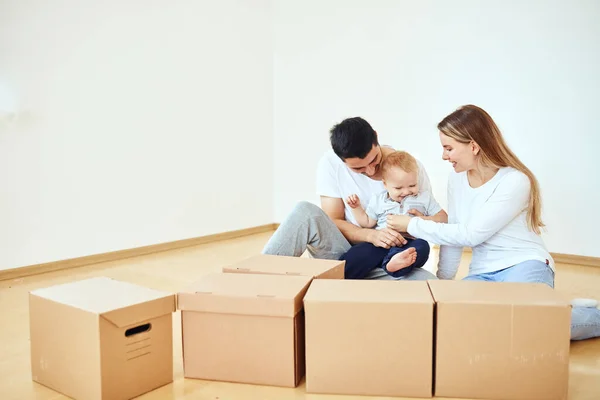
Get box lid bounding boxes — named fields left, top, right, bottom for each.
left=427, top=280, right=570, bottom=306
left=177, top=272, right=313, bottom=317
left=303, top=279, right=434, bottom=304
left=30, top=277, right=176, bottom=327
left=222, top=254, right=344, bottom=279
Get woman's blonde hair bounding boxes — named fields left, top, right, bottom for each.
left=438, top=104, right=545, bottom=234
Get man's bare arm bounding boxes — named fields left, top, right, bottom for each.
left=320, top=196, right=407, bottom=247
left=320, top=196, right=372, bottom=244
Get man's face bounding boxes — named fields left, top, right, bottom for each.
left=343, top=145, right=383, bottom=178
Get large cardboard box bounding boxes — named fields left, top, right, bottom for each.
left=303, top=279, right=434, bottom=398
left=428, top=280, right=571, bottom=400
left=178, top=272, right=313, bottom=387
left=29, top=277, right=176, bottom=400
left=222, top=254, right=344, bottom=279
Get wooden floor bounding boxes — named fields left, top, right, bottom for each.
left=1, top=230, right=599, bottom=400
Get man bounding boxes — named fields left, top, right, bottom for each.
left=262, top=117, right=447, bottom=280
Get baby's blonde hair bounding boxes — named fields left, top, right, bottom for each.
left=381, top=151, right=418, bottom=177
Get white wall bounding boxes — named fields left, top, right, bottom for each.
left=1, top=1, right=598, bottom=271
left=273, top=0, right=600, bottom=257
left=0, top=0, right=273, bottom=270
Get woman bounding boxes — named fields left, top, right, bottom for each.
left=387, top=104, right=600, bottom=341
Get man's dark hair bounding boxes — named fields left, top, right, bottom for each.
left=329, top=117, right=378, bottom=160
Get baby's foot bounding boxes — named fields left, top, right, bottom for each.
left=387, top=248, right=417, bottom=273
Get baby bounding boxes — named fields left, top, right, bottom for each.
left=344, top=150, right=442, bottom=277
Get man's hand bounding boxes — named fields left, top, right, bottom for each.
left=346, top=194, right=360, bottom=209
left=386, top=214, right=412, bottom=232
left=368, top=227, right=407, bottom=249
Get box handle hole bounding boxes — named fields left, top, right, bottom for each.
left=125, top=323, right=151, bottom=337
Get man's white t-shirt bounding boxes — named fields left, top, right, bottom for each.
left=316, top=148, right=434, bottom=226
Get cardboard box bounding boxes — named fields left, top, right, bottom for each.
left=428, top=280, right=571, bottom=400
left=29, top=277, right=176, bottom=400
left=303, top=279, right=434, bottom=398
left=178, top=272, right=313, bottom=387
left=222, top=254, right=344, bottom=279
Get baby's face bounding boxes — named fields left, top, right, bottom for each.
left=383, top=167, right=419, bottom=202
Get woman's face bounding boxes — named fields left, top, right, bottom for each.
left=439, top=132, right=477, bottom=173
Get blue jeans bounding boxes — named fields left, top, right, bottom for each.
left=339, top=239, right=430, bottom=279
left=464, top=260, right=600, bottom=341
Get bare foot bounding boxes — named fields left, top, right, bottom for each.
left=387, top=248, right=417, bottom=273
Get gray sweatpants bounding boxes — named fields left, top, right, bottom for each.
left=262, top=201, right=437, bottom=281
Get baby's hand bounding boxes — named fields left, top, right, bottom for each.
left=346, top=194, right=360, bottom=209
left=407, top=208, right=425, bottom=217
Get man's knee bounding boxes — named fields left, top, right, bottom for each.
left=291, top=201, right=325, bottom=218
left=277, top=200, right=330, bottom=230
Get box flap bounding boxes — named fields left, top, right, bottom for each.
left=303, top=279, right=434, bottom=304
left=30, top=277, right=176, bottom=319
left=101, top=295, right=176, bottom=328
left=178, top=272, right=313, bottom=317
left=427, top=280, right=571, bottom=306
left=222, top=254, right=344, bottom=279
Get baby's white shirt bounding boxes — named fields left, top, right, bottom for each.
left=365, top=189, right=443, bottom=230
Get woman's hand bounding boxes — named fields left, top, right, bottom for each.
left=386, top=214, right=413, bottom=232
